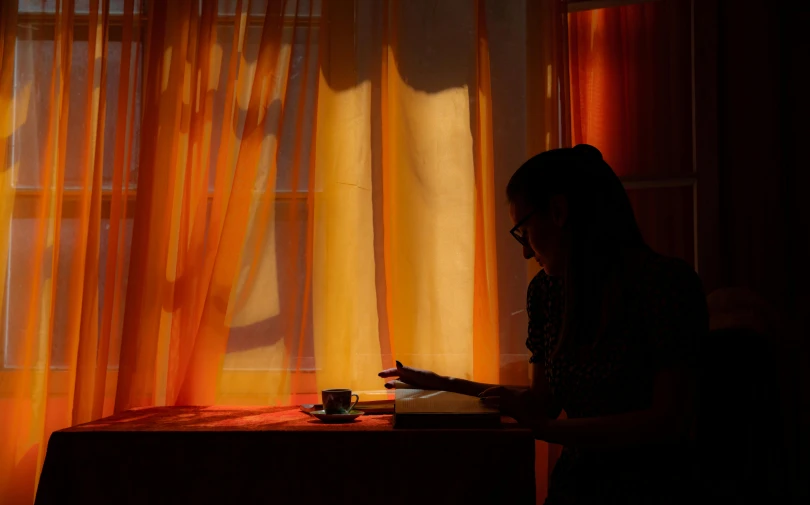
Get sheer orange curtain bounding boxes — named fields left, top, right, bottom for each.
left=0, top=0, right=124, bottom=501
left=0, top=0, right=567, bottom=503
left=112, top=0, right=314, bottom=410
left=0, top=0, right=321, bottom=501
left=0, top=2, right=20, bottom=499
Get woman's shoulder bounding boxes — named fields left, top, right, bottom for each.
left=528, top=269, right=549, bottom=291
left=528, top=268, right=562, bottom=295
left=527, top=268, right=562, bottom=312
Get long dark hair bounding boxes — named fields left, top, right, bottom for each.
left=506, top=144, right=648, bottom=357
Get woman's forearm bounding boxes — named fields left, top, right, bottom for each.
left=441, top=376, right=502, bottom=396
left=440, top=376, right=531, bottom=397
left=532, top=409, right=689, bottom=449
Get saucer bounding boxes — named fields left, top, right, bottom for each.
left=310, top=410, right=364, bottom=423
left=300, top=404, right=322, bottom=414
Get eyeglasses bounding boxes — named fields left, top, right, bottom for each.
left=509, top=210, right=535, bottom=247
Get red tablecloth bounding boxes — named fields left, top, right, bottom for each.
left=35, top=406, right=535, bottom=504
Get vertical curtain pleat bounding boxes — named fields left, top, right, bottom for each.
left=0, top=0, right=18, bottom=355
left=472, top=0, right=499, bottom=385
left=382, top=0, right=478, bottom=379
left=0, top=1, right=20, bottom=500
left=93, top=0, right=138, bottom=421
left=277, top=0, right=317, bottom=399
left=0, top=0, right=76, bottom=501
left=313, top=0, right=382, bottom=393
left=114, top=0, right=170, bottom=411
left=73, top=0, right=110, bottom=426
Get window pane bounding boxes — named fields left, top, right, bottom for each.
left=275, top=27, right=318, bottom=193
left=3, top=212, right=133, bottom=369
left=101, top=40, right=142, bottom=191
left=224, top=199, right=312, bottom=370
left=12, top=26, right=141, bottom=191
left=3, top=216, right=48, bottom=369
left=627, top=185, right=695, bottom=266
left=18, top=0, right=142, bottom=14
left=569, top=0, right=693, bottom=177
left=100, top=217, right=134, bottom=370
left=12, top=30, right=55, bottom=189
left=216, top=0, right=321, bottom=17
left=208, top=25, right=317, bottom=193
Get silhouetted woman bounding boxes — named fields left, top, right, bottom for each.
left=380, top=144, right=708, bottom=504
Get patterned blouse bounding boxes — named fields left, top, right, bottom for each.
left=527, top=251, right=709, bottom=504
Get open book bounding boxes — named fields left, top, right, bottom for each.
left=393, top=383, right=501, bottom=429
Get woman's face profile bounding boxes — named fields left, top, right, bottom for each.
left=510, top=197, right=566, bottom=276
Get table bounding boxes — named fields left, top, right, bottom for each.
left=35, top=406, right=535, bottom=505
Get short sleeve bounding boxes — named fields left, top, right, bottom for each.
left=643, top=259, right=709, bottom=370
left=526, top=272, right=548, bottom=364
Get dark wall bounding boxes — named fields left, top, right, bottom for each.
left=716, top=0, right=810, bottom=318
left=715, top=1, right=810, bottom=500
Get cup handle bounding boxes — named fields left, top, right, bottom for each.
left=349, top=394, right=360, bottom=413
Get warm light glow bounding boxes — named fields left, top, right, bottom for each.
left=0, top=83, right=31, bottom=137
left=162, top=46, right=173, bottom=92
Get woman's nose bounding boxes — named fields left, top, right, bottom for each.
left=522, top=244, right=535, bottom=260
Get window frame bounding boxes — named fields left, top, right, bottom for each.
left=567, top=0, right=662, bottom=13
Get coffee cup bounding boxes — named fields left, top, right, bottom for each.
left=322, top=389, right=360, bottom=414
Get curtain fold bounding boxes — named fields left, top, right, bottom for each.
left=471, top=0, right=500, bottom=385
left=0, top=1, right=568, bottom=503
left=0, top=2, right=21, bottom=501
left=89, top=0, right=139, bottom=423
left=312, top=0, right=382, bottom=393
left=72, top=0, right=111, bottom=426
left=0, top=0, right=18, bottom=318
left=1, top=0, right=78, bottom=502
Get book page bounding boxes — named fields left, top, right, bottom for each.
left=395, top=389, right=499, bottom=414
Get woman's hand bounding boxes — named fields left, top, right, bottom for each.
left=478, top=385, right=535, bottom=423
left=378, top=361, right=448, bottom=391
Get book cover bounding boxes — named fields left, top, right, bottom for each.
left=393, top=387, right=501, bottom=429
